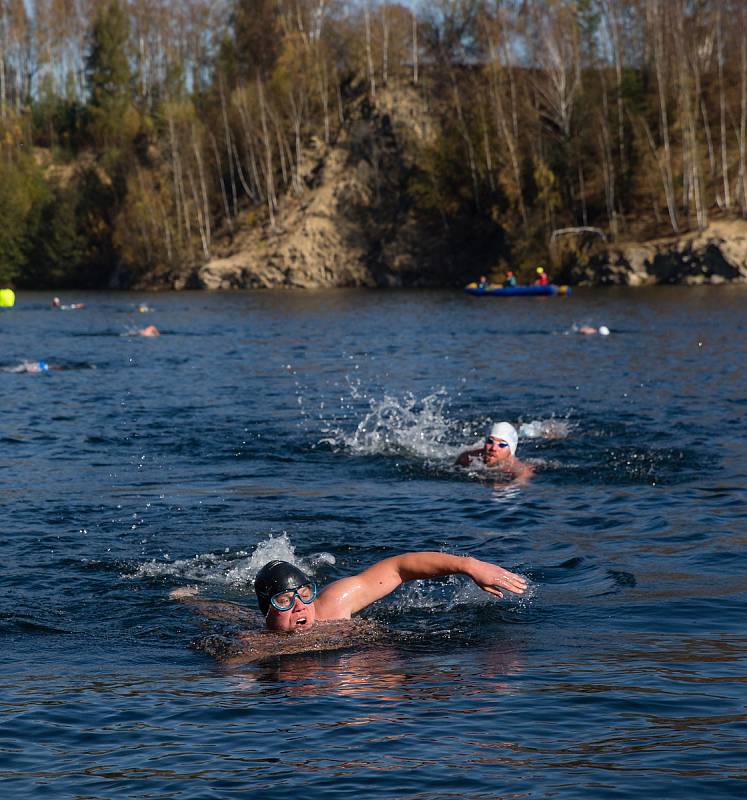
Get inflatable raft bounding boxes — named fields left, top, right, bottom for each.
left=465, top=283, right=571, bottom=297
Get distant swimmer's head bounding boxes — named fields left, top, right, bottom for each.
left=37, top=361, right=49, bottom=372
left=138, top=325, right=160, bottom=337
left=599, top=325, right=610, bottom=336
left=484, top=421, right=519, bottom=463
left=536, top=266, right=544, bottom=274
left=255, top=560, right=317, bottom=633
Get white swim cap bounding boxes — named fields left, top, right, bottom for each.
left=599, top=325, right=610, bottom=336
left=487, top=421, right=518, bottom=455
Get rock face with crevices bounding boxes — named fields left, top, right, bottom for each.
left=183, top=88, right=442, bottom=291
left=556, top=220, right=747, bottom=286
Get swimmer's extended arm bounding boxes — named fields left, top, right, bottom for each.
left=317, top=553, right=527, bottom=617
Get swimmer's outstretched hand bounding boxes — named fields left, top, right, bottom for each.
left=169, top=586, right=200, bottom=600
left=467, top=558, right=527, bottom=598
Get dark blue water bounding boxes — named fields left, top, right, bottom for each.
left=1, top=288, right=745, bottom=798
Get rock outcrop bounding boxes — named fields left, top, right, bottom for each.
left=181, top=87, right=442, bottom=291
left=556, top=220, right=747, bottom=286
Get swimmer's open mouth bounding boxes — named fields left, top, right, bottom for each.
left=295, top=616, right=308, bottom=628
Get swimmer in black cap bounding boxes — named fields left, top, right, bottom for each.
left=172, top=551, right=527, bottom=635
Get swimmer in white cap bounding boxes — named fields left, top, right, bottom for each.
left=576, top=325, right=610, bottom=336
left=455, top=421, right=534, bottom=482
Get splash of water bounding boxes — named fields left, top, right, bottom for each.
left=387, top=573, right=533, bottom=614
left=519, top=417, right=573, bottom=440
left=320, top=389, right=468, bottom=462
left=132, top=532, right=335, bottom=589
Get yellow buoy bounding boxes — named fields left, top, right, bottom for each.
left=0, top=288, right=15, bottom=307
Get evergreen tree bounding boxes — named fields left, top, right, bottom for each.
left=85, top=0, right=132, bottom=149
left=0, top=157, right=49, bottom=286
left=25, top=188, right=87, bottom=288
left=230, top=0, right=282, bottom=82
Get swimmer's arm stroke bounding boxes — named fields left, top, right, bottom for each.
left=317, top=553, right=527, bottom=618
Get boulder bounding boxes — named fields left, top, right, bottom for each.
left=565, top=219, right=747, bottom=285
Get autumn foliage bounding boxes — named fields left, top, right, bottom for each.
left=1, top=0, right=747, bottom=287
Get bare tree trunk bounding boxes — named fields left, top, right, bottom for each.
left=700, top=97, right=716, bottom=182
left=274, top=116, right=289, bottom=188
left=381, top=4, right=389, bottom=86
left=739, top=27, right=747, bottom=214
left=638, top=112, right=675, bottom=229
left=488, top=35, right=526, bottom=223
left=186, top=163, right=210, bottom=259
left=717, top=9, right=730, bottom=210
left=499, top=35, right=520, bottom=144
left=257, top=78, right=277, bottom=226
left=135, top=167, right=153, bottom=264
left=676, top=9, right=705, bottom=229
left=448, top=66, right=479, bottom=209
left=167, top=110, right=187, bottom=249
left=334, top=64, right=344, bottom=127
left=219, top=77, right=238, bottom=216
left=192, top=126, right=211, bottom=254
left=603, top=0, right=626, bottom=176
left=288, top=91, right=304, bottom=194
left=210, top=131, right=233, bottom=233
left=578, top=163, right=588, bottom=226
left=599, top=68, right=618, bottom=237
left=364, top=3, right=376, bottom=98
left=412, top=11, right=418, bottom=85
left=236, top=89, right=265, bottom=203
left=231, top=138, right=255, bottom=201
left=156, top=194, right=173, bottom=263
left=479, top=101, right=494, bottom=191
left=651, top=1, right=679, bottom=232
left=1, top=12, right=7, bottom=120
left=318, top=52, right=330, bottom=144
left=138, top=35, right=147, bottom=104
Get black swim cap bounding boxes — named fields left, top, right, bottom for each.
left=254, top=560, right=312, bottom=615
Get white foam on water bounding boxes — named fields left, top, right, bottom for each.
left=131, top=532, right=335, bottom=589
left=390, top=573, right=532, bottom=613
left=319, top=389, right=468, bottom=463
left=519, top=417, right=573, bottom=440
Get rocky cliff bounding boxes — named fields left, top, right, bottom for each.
left=177, top=88, right=447, bottom=291
left=172, top=86, right=747, bottom=291
left=555, top=220, right=747, bottom=286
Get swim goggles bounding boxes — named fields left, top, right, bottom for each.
left=485, top=438, right=509, bottom=448
left=269, top=582, right=317, bottom=612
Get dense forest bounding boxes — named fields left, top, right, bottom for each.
left=2, top=0, right=747, bottom=288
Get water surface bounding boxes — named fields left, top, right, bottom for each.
left=1, top=287, right=745, bottom=798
